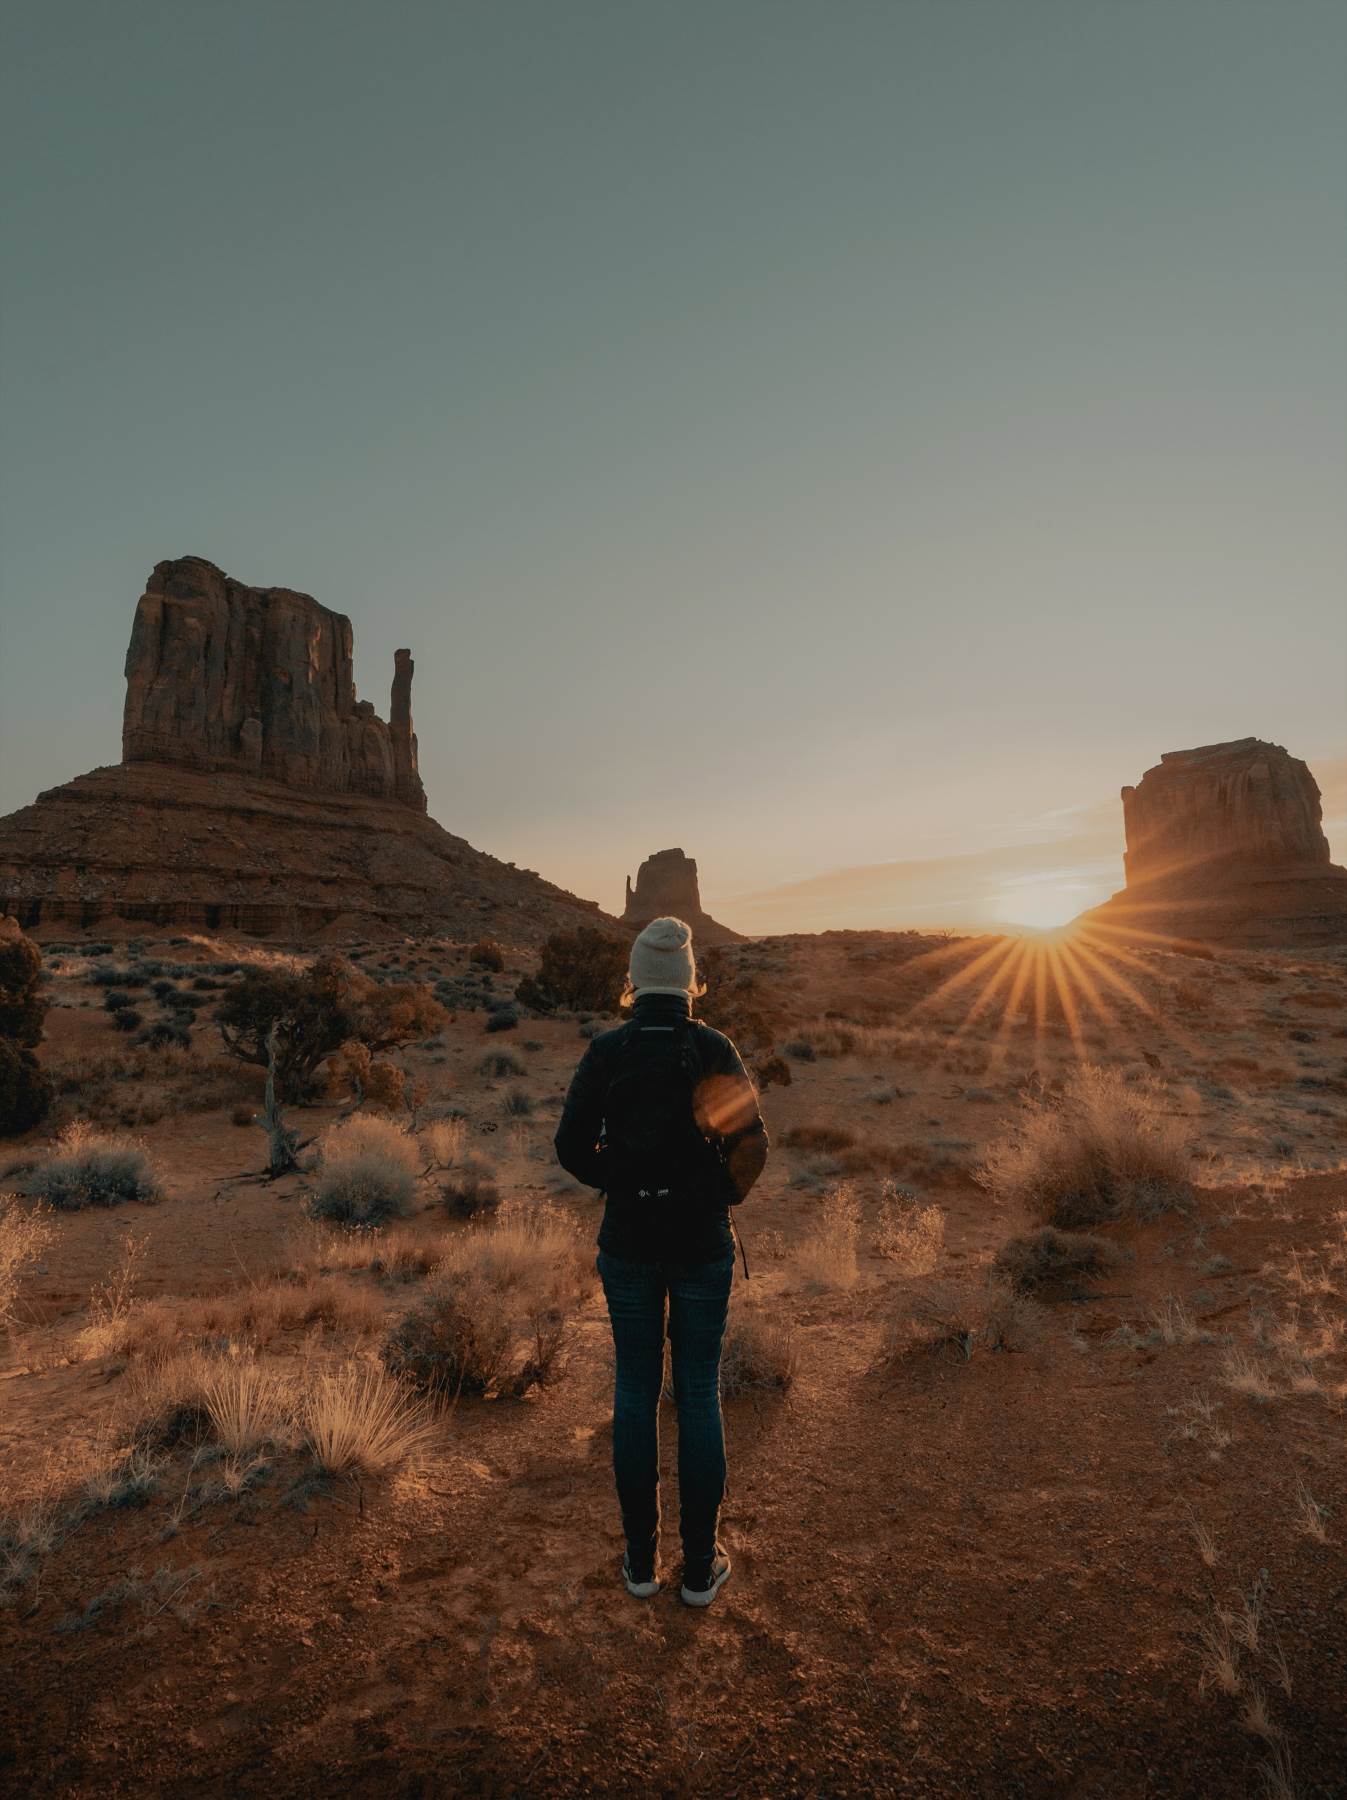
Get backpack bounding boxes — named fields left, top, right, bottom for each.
left=602, top=1018, right=719, bottom=1198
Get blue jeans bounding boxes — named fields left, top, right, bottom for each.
left=596, top=1249, right=735, bottom=1574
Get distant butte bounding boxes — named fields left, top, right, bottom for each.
left=622, top=848, right=744, bottom=945
left=0, top=557, right=618, bottom=942
left=1078, top=737, right=1347, bottom=947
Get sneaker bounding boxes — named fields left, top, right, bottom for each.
left=680, top=1550, right=732, bottom=1608
left=622, top=1554, right=660, bottom=1599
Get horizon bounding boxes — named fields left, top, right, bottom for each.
left=2, top=2, right=1345, bottom=935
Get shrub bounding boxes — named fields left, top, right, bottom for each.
left=976, top=1064, right=1192, bottom=1229
left=469, top=938, right=505, bottom=972
left=300, top=1363, right=430, bottom=1475
left=478, top=1051, right=525, bottom=1079
left=881, top=1276, right=1043, bottom=1364
left=783, top=1122, right=855, bottom=1153
left=0, top=918, right=46, bottom=1046
left=1, top=1195, right=53, bottom=1332
left=28, top=1124, right=160, bottom=1209
left=110, top=1007, right=142, bottom=1033
left=720, top=1305, right=796, bottom=1399
left=440, top=1154, right=501, bottom=1218
left=423, top=1116, right=467, bottom=1168
left=102, top=991, right=133, bottom=1014
left=502, top=1090, right=532, bottom=1118
left=136, top=1020, right=191, bottom=1051
left=0, top=1040, right=53, bottom=1138
left=515, top=927, right=627, bottom=1015
left=484, top=1008, right=518, bottom=1033
left=754, top=1054, right=792, bottom=1090
left=783, top=1039, right=816, bottom=1062
left=794, top=1184, right=861, bottom=1289
left=992, top=1226, right=1123, bottom=1297
left=872, top=1185, right=945, bottom=1273
left=382, top=1203, right=589, bottom=1400
left=310, top=1115, right=420, bottom=1226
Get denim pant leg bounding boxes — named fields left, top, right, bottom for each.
left=667, top=1253, right=735, bottom=1567
left=596, top=1252, right=667, bottom=1567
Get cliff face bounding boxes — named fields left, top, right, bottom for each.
left=122, top=557, right=425, bottom=810
left=1121, top=739, right=1330, bottom=884
left=1080, top=738, right=1347, bottom=948
left=622, top=848, right=744, bottom=945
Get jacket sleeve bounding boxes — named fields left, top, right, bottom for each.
left=695, top=1030, right=769, bottom=1205
left=553, top=1041, right=611, bottom=1189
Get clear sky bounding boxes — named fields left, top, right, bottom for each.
left=2, top=1, right=1344, bottom=932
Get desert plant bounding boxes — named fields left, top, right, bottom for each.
left=382, top=1202, right=589, bottom=1400
left=423, top=1116, right=467, bottom=1168
left=992, top=1226, right=1123, bottom=1296
left=0, top=1196, right=53, bottom=1332
left=783, top=1122, right=856, bottom=1153
left=502, top=1089, right=532, bottom=1118
left=753, top=1054, right=792, bottom=1090
left=136, top=1019, right=191, bottom=1051
left=479, top=1051, right=525, bottom=1079
left=0, top=1038, right=53, bottom=1138
left=440, top=1154, right=501, bottom=1217
left=310, top=1114, right=420, bottom=1226
left=794, top=1184, right=861, bottom=1289
left=110, top=1007, right=142, bottom=1033
left=976, top=1063, right=1192, bottom=1229
left=301, top=1362, right=431, bottom=1475
left=484, top=1007, right=519, bottom=1033
left=469, top=937, right=505, bottom=972
left=882, top=1276, right=1043, bottom=1363
left=28, top=1124, right=160, bottom=1210
left=872, top=1184, right=945, bottom=1274
left=0, top=917, right=45, bottom=1046
left=515, top=927, right=627, bottom=1015
left=720, top=1305, right=797, bottom=1399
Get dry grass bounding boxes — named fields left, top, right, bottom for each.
left=299, top=1363, right=432, bottom=1476
left=1292, top=1477, right=1328, bottom=1542
left=80, top=1272, right=386, bottom=1361
left=872, top=1184, right=945, bottom=1274
left=881, top=1276, right=1043, bottom=1364
left=794, top=1184, right=861, bottom=1289
left=382, top=1201, right=591, bottom=1400
left=1221, top=1346, right=1278, bottom=1401
left=312, top=1114, right=420, bottom=1226
left=423, top=1116, right=467, bottom=1168
left=720, top=1304, right=797, bottom=1399
left=28, top=1123, right=161, bottom=1210
left=976, top=1064, right=1192, bottom=1229
left=440, top=1153, right=501, bottom=1217
left=992, top=1226, right=1122, bottom=1297
left=0, top=1195, right=53, bottom=1332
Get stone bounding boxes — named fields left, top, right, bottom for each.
left=122, top=556, right=425, bottom=809
left=622, top=848, right=743, bottom=945
left=1079, top=738, right=1347, bottom=947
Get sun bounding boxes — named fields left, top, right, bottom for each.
left=991, top=883, right=1087, bottom=932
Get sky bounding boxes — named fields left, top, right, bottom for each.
left=2, top=1, right=1344, bottom=933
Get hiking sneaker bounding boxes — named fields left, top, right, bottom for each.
left=622, top=1554, right=660, bottom=1599
left=680, top=1550, right=732, bottom=1608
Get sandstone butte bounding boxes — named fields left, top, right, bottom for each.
left=621, top=847, right=743, bottom=946
left=0, top=556, right=621, bottom=944
left=1078, top=737, right=1347, bottom=948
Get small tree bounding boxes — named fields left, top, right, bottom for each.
left=259, top=1022, right=303, bottom=1178
left=516, top=928, right=627, bottom=1014
left=0, top=918, right=51, bottom=1137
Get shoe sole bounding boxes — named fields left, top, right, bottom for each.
left=624, top=1576, right=660, bottom=1598
left=680, top=1559, right=732, bottom=1607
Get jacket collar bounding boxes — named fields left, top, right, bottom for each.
left=631, top=990, right=692, bottom=1022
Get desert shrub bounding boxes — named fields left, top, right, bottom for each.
left=231, top=1104, right=255, bottom=1127
left=423, top=1116, right=467, bottom=1168
left=753, top=1054, right=792, bottom=1090
left=720, top=1305, right=796, bottom=1399
left=190, top=975, right=220, bottom=991
left=102, top=990, right=133, bottom=1014
left=216, top=953, right=446, bottom=1102
left=872, top=1184, right=945, bottom=1273
left=0, top=1195, right=53, bottom=1332
left=150, top=979, right=178, bottom=1000
left=783, top=1122, right=855, bottom=1153
left=479, top=1051, right=525, bottom=1079
left=331, top=1039, right=408, bottom=1113
left=382, top=1202, right=589, bottom=1399
left=0, top=918, right=46, bottom=1046
left=992, top=1226, right=1124, bottom=1297
left=310, top=1115, right=420, bottom=1226
left=136, top=1020, right=191, bottom=1051
left=440, top=1154, right=501, bottom=1218
left=783, top=1039, right=816, bottom=1062
left=976, top=1063, right=1192, bottom=1229
left=300, top=1363, right=431, bottom=1475
left=515, top=927, right=627, bottom=1015
left=110, top=1007, right=142, bottom=1033
left=469, top=937, right=505, bottom=972
left=29, top=1124, right=160, bottom=1209
left=89, top=966, right=125, bottom=988
left=794, top=1184, right=861, bottom=1289
left=484, top=1007, right=519, bottom=1033
left=0, top=1039, right=53, bottom=1138
left=502, top=1089, right=532, bottom=1118
left=880, top=1276, right=1043, bottom=1364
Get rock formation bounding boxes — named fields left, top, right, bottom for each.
left=0, top=558, right=619, bottom=942
left=622, top=848, right=743, bottom=945
left=123, top=557, right=425, bottom=808
left=1079, top=738, right=1347, bottom=947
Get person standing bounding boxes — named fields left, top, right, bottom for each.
left=554, top=916, right=769, bottom=1606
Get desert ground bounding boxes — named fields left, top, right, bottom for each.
left=2, top=924, right=1346, bottom=1797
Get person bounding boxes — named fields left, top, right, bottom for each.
left=554, top=915, right=769, bottom=1607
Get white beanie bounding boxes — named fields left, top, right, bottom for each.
left=628, top=915, right=696, bottom=998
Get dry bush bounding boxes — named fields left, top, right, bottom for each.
left=782, top=1122, right=856, bottom=1154
left=720, top=1305, right=796, bottom=1399
left=91, top=1274, right=386, bottom=1362
left=440, top=1153, right=501, bottom=1218
left=992, top=1226, right=1123, bottom=1297
left=423, top=1116, right=467, bottom=1168
left=872, top=1183, right=945, bottom=1273
left=28, top=1123, right=161, bottom=1210
left=794, top=1184, right=861, bottom=1289
left=47, top=1043, right=258, bottom=1125
left=311, top=1114, right=419, bottom=1226
left=469, top=937, right=505, bottom=971
left=382, top=1202, right=591, bottom=1400
left=299, top=1363, right=431, bottom=1475
left=0, top=1196, right=52, bottom=1332
left=881, top=1276, right=1043, bottom=1365
left=976, top=1064, right=1192, bottom=1229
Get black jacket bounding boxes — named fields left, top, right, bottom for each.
left=553, top=992, right=769, bottom=1264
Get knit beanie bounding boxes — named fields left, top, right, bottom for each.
left=628, top=916, right=697, bottom=998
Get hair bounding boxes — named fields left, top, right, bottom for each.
left=619, top=971, right=708, bottom=1010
